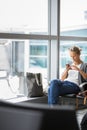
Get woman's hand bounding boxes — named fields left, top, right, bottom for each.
left=61, top=64, right=71, bottom=80
left=66, top=64, right=71, bottom=71
left=70, top=65, right=87, bottom=79
left=70, top=65, right=79, bottom=71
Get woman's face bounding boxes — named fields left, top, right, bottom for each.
left=69, top=51, right=80, bottom=62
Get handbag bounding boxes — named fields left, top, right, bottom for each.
left=26, top=72, right=44, bottom=97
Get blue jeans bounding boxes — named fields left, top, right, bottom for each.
left=48, top=79, right=80, bottom=104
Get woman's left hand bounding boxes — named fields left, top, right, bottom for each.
left=71, top=65, right=80, bottom=71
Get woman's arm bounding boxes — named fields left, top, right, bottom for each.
left=79, top=69, right=87, bottom=79
left=71, top=65, right=87, bottom=79
left=61, top=64, right=71, bottom=81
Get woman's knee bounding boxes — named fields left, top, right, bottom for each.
left=50, top=79, right=58, bottom=83
left=49, top=79, right=61, bottom=91
left=50, top=79, right=61, bottom=86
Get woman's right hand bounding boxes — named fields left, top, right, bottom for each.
left=66, top=64, right=71, bottom=70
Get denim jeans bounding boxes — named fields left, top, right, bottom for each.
left=48, top=79, right=80, bottom=104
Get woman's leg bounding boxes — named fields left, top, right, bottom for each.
left=48, top=79, right=63, bottom=104
left=48, top=79, right=80, bottom=105
left=60, top=81, right=80, bottom=95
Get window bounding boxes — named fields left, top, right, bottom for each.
left=0, top=0, right=48, bottom=34
left=0, top=0, right=49, bottom=99
left=59, top=41, right=87, bottom=77
left=60, top=0, right=87, bottom=78
left=60, top=0, right=87, bottom=37
left=0, top=0, right=87, bottom=100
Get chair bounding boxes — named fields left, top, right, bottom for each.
left=61, top=82, right=87, bottom=109
left=76, top=82, right=87, bottom=109
left=0, top=100, right=79, bottom=130
left=49, top=81, right=87, bottom=109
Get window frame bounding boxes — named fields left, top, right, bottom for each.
left=0, top=0, right=87, bottom=97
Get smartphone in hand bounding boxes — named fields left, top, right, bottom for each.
left=66, top=63, right=70, bottom=67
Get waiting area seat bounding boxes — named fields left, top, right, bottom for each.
left=60, top=83, right=87, bottom=110
left=60, top=94, right=87, bottom=110
left=49, top=81, right=87, bottom=109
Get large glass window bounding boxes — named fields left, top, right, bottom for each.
left=60, top=0, right=87, bottom=37
left=28, top=40, right=48, bottom=93
left=29, top=40, right=47, bottom=68
left=1, top=0, right=87, bottom=100
left=59, top=0, right=87, bottom=79
left=59, top=41, right=87, bottom=77
left=0, top=0, right=48, bottom=34
left=0, top=0, right=49, bottom=99
left=0, top=38, right=48, bottom=99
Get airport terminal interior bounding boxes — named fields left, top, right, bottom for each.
left=0, top=0, right=87, bottom=129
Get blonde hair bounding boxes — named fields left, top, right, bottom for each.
left=68, top=46, right=82, bottom=55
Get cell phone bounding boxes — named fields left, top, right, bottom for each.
left=66, top=64, right=70, bottom=67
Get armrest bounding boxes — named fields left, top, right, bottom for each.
left=79, top=82, right=87, bottom=96
left=79, top=82, right=87, bottom=91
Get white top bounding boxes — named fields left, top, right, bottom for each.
left=64, top=64, right=81, bottom=86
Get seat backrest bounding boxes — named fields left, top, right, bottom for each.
left=0, top=100, right=79, bottom=130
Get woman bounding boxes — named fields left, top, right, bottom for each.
left=48, top=46, right=87, bottom=104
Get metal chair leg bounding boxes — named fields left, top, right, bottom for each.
left=84, top=96, right=87, bottom=105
